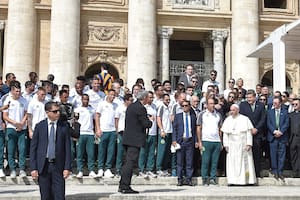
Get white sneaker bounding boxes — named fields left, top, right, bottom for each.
left=139, top=171, right=149, bottom=179
left=0, top=169, right=5, bottom=178
left=76, top=171, right=83, bottom=179
left=97, top=169, right=104, bottom=177
left=104, top=169, right=114, bottom=178
left=89, top=171, right=97, bottom=178
left=19, top=170, right=26, bottom=178
left=157, top=170, right=165, bottom=177
left=147, top=171, right=157, bottom=178
left=10, top=170, right=16, bottom=178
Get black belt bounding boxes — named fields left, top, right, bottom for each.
left=47, top=158, right=55, bottom=163
left=183, top=137, right=192, bottom=142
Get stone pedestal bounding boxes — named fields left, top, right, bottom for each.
left=49, top=0, right=80, bottom=87
left=158, top=26, right=173, bottom=82
left=127, top=0, right=157, bottom=90
left=212, top=30, right=228, bottom=92
left=4, top=0, right=36, bottom=84
left=232, top=0, right=259, bottom=89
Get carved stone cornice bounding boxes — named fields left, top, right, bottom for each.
left=158, top=26, right=173, bottom=39
left=172, top=0, right=219, bottom=10
left=83, top=0, right=126, bottom=6
left=211, top=29, right=228, bottom=41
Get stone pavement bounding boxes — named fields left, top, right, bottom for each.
left=1, top=184, right=300, bottom=200
left=0, top=176, right=300, bottom=200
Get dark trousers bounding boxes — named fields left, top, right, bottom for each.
left=119, top=145, right=140, bottom=190
left=269, top=139, right=286, bottom=175
left=38, top=161, right=65, bottom=200
left=252, top=138, right=263, bottom=177
left=290, top=137, right=300, bottom=176
left=176, top=139, right=194, bottom=181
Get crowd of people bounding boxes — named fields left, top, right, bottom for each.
left=0, top=63, right=299, bottom=190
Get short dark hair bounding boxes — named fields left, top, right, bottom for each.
left=162, top=80, right=171, bottom=86
left=210, top=69, right=217, bottom=75
left=154, top=84, right=163, bottom=92
left=9, top=80, right=21, bottom=89
left=124, top=93, right=133, bottom=101
left=76, top=75, right=86, bottom=82
left=25, top=81, right=34, bottom=88
left=273, top=96, right=282, bottom=103
left=246, top=89, right=256, bottom=97
left=45, top=101, right=59, bottom=112
left=6, top=73, right=14, bottom=80
left=82, top=93, right=89, bottom=99
left=59, top=89, right=69, bottom=96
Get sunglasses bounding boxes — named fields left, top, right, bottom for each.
left=210, top=74, right=216, bottom=76
left=49, top=109, right=60, bottom=114
left=182, top=105, right=189, bottom=107
left=229, top=81, right=234, bottom=84
left=229, top=96, right=235, bottom=98
left=259, top=99, right=266, bottom=101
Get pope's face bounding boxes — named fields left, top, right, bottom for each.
left=230, top=106, right=239, bottom=117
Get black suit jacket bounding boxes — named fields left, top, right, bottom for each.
left=172, top=111, right=197, bottom=144
left=122, top=101, right=152, bottom=148
left=239, top=101, right=266, bottom=139
left=30, top=119, right=72, bottom=174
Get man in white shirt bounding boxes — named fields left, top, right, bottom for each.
left=223, top=78, right=235, bottom=100
left=112, top=82, right=124, bottom=107
left=115, top=93, right=133, bottom=176
left=95, top=89, right=117, bottom=178
left=27, top=87, right=47, bottom=139
left=74, top=94, right=97, bottom=178
left=156, top=94, right=176, bottom=176
left=138, top=91, right=157, bottom=178
left=3, top=81, right=28, bottom=178
left=202, top=70, right=220, bottom=94
left=85, top=77, right=105, bottom=110
left=22, top=81, right=35, bottom=103
left=197, top=97, right=222, bottom=186
left=0, top=102, right=9, bottom=177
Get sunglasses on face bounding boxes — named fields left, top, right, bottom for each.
left=210, top=74, right=216, bottom=76
left=229, top=96, right=235, bottom=98
left=259, top=99, right=266, bottom=101
left=182, top=104, right=189, bottom=107
left=49, top=109, right=60, bottom=114
left=229, top=81, right=234, bottom=84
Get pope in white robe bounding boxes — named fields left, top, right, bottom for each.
left=221, top=104, right=256, bottom=185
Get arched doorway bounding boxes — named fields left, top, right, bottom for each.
left=261, top=70, right=291, bottom=92
left=85, top=62, right=119, bottom=81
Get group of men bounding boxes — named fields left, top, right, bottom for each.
left=0, top=63, right=299, bottom=197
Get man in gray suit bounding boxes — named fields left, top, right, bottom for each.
left=178, top=64, right=194, bottom=88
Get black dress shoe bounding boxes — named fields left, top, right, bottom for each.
left=119, top=188, right=139, bottom=194
left=177, top=180, right=183, bottom=186
left=187, top=181, right=194, bottom=186
left=279, top=175, right=285, bottom=182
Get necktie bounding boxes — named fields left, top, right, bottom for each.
left=185, top=114, right=189, bottom=138
left=48, top=122, right=55, bottom=159
left=275, top=110, right=280, bottom=130
left=251, top=104, right=255, bottom=112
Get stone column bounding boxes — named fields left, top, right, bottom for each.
left=49, top=0, right=80, bottom=87
left=158, top=26, right=173, bottom=82
left=127, top=0, right=157, bottom=90
left=232, top=0, right=259, bottom=89
left=212, top=29, right=228, bottom=92
left=4, top=0, right=36, bottom=84
left=203, top=39, right=213, bottom=63
left=0, top=22, right=4, bottom=72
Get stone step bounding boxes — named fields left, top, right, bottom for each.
left=1, top=176, right=300, bottom=186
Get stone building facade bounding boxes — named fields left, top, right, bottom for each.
left=0, top=0, right=299, bottom=93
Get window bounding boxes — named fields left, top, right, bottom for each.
left=264, top=0, right=287, bottom=9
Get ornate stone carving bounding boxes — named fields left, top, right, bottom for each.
left=172, top=0, right=219, bottom=10
left=80, top=50, right=127, bottom=73
left=211, top=29, right=228, bottom=41
left=158, top=26, right=173, bottom=39
left=88, top=25, right=121, bottom=42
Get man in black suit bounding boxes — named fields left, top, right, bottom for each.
left=173, top=99, right=197, bottom=186
left=239, top=89, right=266, bottom=178
left=119, top=91, right=152, bottom=194
left=30, top=101, right=72, bottom=200
left=178, top=64, right=194, bottom=88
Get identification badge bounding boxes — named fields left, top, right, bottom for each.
left=161, top=139, right=165, bottom=144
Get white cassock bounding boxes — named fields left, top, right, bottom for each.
left=221, top=114, right=256, bottom=185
